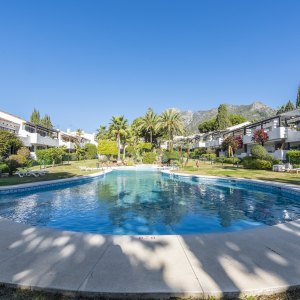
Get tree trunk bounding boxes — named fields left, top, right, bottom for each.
left=117, top=134, right=121, bottom=161
left=169, top=131, right=172, bottom=151
left=150, top=130, right=153, bottom=144
left=123, top=145, right=126, bottom=160
left=185, top=146, right=190, bottom=167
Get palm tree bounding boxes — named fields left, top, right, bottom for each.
left=109, top=116, right=128, bottom=161
left=159, top=109, right=184, bottom=151
left=138, top=108, right=159, bottom=144
left=95, top=125, right=108, bottom=141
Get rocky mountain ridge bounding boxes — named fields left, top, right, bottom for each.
left=178, top=101, right=276, bottom=133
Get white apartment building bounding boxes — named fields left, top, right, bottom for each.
left=0, top=110, right=97, bottom=157
left=0, top=111, right=59, bottom=157
left=242, top=109, right=300, bottom=160
left=199, top=110, right=300, bottom=160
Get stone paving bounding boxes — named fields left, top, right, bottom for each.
left=0, top=217, right=299, bottom=299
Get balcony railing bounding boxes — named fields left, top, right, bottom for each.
left=286, top=129, right=300, bottom=143
left=30, top=133, right=59, bottom=147
left=59, top=140, right=76, bottom=150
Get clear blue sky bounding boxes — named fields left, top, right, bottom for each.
left=0, top=0, right=300, bottom=132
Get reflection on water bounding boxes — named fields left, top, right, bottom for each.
left=0, top=171, right=299, bottom=234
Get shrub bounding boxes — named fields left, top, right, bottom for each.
left=221, top=135, right=243, bottom=154
left=201, top=153, right=217, bottom=160
left=252, top=129, right=269, bottom=146
left=126, top=146, right=135, bottom=157
left=98, top=140, right=118, bottom=156
left=241, top=157, right=272, bottom=170
left=5, top=155, right=22, bottom=175
left=250, top=145, right=269, bottom=160
left=193, top=148, right=207, bottom=157
left=138, top=142, right=152, bottom=151
left=162, top=151, right=180, bottom=164
left=16, top=147, right=31, bottom=166
left=216, top=157, right=241, bottom=164
left=0, top=162, right=9, bottom=173
left=83, top=143, right=97, bottom=159
left=142, top=152, right=156, bottom=164
left=36, top=147, right=66, bottom=166
left=286, top=150, right=300, bottom=164
left=124, top=159, right=135, bottom=166
left=0, top=130, right=23, bottom=158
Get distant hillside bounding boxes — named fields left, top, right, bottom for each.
left=179, top=102, right=276, bottom=133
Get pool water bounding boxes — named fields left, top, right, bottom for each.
left=0, top=170, right=299, bottom=235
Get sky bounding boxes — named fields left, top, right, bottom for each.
left=0, top=0, right=300, bottom=132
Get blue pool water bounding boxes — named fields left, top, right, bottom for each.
left=0, top=170, right=299, bottom=235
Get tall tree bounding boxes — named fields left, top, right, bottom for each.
left=158, top=109, right=184, bottom=151
left=40, top=114, right=53, bottom=129
left=95, top=125, right=108, bottom=141
left=276, top=104, right=286, bottom=115
left=30, top=108, right=41, bottom=125
left=215, top=104, right=231, bottom=130
left=109, top=116, right=128, bottom=161
left=138, top=108, right=159, bottom=144
left=198, top=118, right=216, bottom=133
left=285, top=100, right=295, bottom=112
left=296, top=86, right=300, bottom=108
left=229, top=114, right=247, bottom=126
left=0, top=131, right=23, bottom=158
left=277, top=100, right=295, bottom=115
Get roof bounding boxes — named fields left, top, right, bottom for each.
left=0, top=110, right=26, bottom=122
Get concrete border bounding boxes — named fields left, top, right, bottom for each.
left=0, top=218, right=299, bottom=299
left=0, top=169, right=113, bottom=194
left=0, top=168, right=299, bottom=298
left=161, top=169, right=300, bottom=200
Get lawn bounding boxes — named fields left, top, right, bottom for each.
left=0, top=159, right=102, bottom=186
left=177, top=160, right=300, bottom=186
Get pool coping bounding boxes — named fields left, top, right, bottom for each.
left=0, top=169, right=113, bottom=194
left=0, top=217, right=299, bottom=299
left=0, top=165, right=169, bottom=194
left=0, top=168, right=299, bottom=298
left=161, top=169, right=300, bottom=199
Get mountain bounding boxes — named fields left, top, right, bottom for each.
left=179, top=101, right=276, bottom=133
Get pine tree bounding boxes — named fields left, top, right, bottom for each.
left=276, top=105, right=286, bottom=115
left=30, top=109, right=40, bottom=125
left=285, top=100, right=295, bottom=112
left=296, top=85, right=300, bottom=108
left=40, top=114, right=53, bottom=129
left=215, top=104, right=231, bottom=130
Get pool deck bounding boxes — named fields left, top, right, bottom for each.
left=0, top=168, right=299, bottom=298
left=0, top=217, right=299, bottom=299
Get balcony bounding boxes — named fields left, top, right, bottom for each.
left=243, top=127, right=287, bottom=144
left=243, top=135, right=252, bottom=145
left=286, top=129, right=300, bottom=143
left=30, top=133, right=59, bottom=147
left=59, top=140, right=76, bottom=150
left=192, top=141, right=206, bottom=149
left=19, top=136, right=31, bottom=147
left=205, top=138, right=223, bottom=148
left=267, top=127, right=287, bottom=140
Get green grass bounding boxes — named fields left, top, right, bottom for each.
left=177, top=160, right=300, bottom=186
left=0, top=159, right=102, bottom=186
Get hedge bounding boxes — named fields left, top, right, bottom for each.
left=162, top=151, right=180, bottom=163
left=286, top=150, right=300, bottom=164
left=241, top=157, right=272, bottom=170
left=201, top=153, right=217, bottom=160
left=215, top=157, right=241, bottom=164
left=142, top=152, right=156, bottom=164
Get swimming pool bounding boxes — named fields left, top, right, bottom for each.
left=0, top=170, right=299, bottom=234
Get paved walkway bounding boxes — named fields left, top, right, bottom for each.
left=0, top=217, right=299, bottom=298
